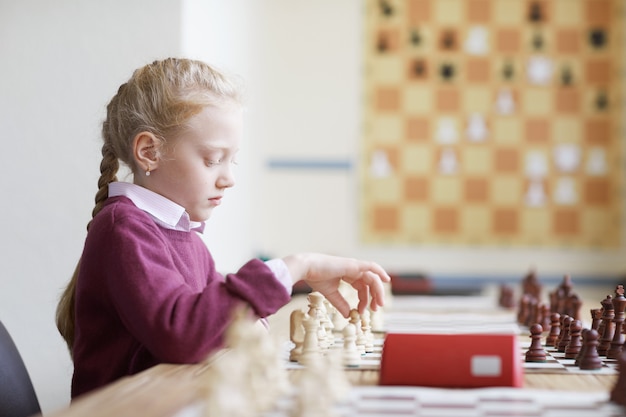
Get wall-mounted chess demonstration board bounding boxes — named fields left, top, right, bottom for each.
left=360, top=0, right=625, bottom=248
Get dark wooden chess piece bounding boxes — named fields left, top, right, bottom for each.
left=522, top=269, right=542, bottom=300
left=608, top=285, right=626, bottom=359
left=525, top=324, right=547, bottom=363
left=555, top=314, right=569, bottom=349
left=565, top=320, right=583, bottom=359
left=598, top=295, right=615, bottom=356
left=591, top=308, right=602, bottom=331
left=558, top=316, right=573, bottom=353
left=575, top=328, right=589, bottom=366
left=579, top=329, right=603, bottom=370
left=498, top=284, right=515, bottom=309
left=545, top=312, right=560, bottom=347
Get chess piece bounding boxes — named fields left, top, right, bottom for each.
left=498, top=284, right=515, bottom=309
left=349, top=309, right=366, bottom=355
left=525, top=180, right=547, bottom=207
left=299, top=313, right=321, bottom=366
left=466, top=113, right=488, bottom=142
left=521, top=269, right=542, bottom=300
left=464, top=26, right=488, bottom=55
left=525, top=151, right=548, bottom=179
left=575, top=328, right=589, bottom=366
left=369, top=149, right=393, bottom=178
left=438, top=148, right=458, bottom=175
left=289, top=309, right=305, bottom=362
left=591, top=308, right=602, bottom=331
left=555, top=314, right=569, bottom=350
left=558, top=316, right=573, bottom=352
left=307, top=292, right=329, bottom=349
left=608, top=285, right=626, bottom=359
left=598, top=295, right=616, bottom=356
left=495, top=88, right=515, bottom=114
left=342, top=322, right=361, bottom=368
left=565, top=319, right=583, bottom=359
left=361, top=309, right=375, bottom=353
left=545, top=312, right=560, bottom=347
left=579, top=329, right=603, bottom=370
left=527, top=56, right=553, bottom=85
left=525, top=324, right=547, bottom=362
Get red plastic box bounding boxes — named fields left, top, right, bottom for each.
left=379, top=333, right=523, bottom=388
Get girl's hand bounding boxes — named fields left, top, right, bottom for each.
left=282, top=253, right=391, bottom=318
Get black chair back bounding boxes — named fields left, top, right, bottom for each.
left=0, top=321, right=41, bottom=417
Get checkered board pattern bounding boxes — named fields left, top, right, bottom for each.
left=360, top=0, right=625, bottom=247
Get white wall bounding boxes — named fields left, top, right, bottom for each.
left=1, top=0, right=625, bottom=414
left=0, top=0, right=182, bottom=412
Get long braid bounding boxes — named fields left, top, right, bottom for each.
left=56, top=107, right=121, bottom=353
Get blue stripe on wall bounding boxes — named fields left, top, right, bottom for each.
left=267, top=158, right=353, bottom=170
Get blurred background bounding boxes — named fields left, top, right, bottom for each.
left=0, top=0, right=624, bottom=413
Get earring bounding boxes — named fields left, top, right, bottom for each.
left=145, top=164, right=151, bottom=176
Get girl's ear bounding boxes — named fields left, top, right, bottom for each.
left=132, top=132, right=161, bottom=173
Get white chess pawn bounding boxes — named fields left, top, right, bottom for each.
left=495, top=88, right=515, bottom=114
left=466, top=113, right=488, bottom=142
left=526, top=55, right=554, bottom=85
left=369, top=307, right=384, bottom=332
left=438, top=148, right=458, bottom=175
left=321, top=299, right=335, bottom=346
left=554, top=144, right=581, bottom=173
left=342, top=322, right=361, bottom=368
left=464, top=26, right=489, bottom=55
left=369, top=149, right=393, bottom=178
left=525, top=151, right=548, bottom=179
left=289, top=309, right=305, bottom=362
left=525, top=180, right=547, bottom=207
left=349, top=309, right=366, bottom=355
left=360, top=309, right=375, bottom=353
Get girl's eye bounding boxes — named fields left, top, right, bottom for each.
left=206, top=159, right=222, bottom=166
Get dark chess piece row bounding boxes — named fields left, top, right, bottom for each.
left=525, top=285, right=626, bottom=371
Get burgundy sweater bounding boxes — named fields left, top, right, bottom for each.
left=71, top=196, right=290, bottom=398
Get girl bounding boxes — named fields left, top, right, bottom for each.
left=56, top=58, right=390, bottom=398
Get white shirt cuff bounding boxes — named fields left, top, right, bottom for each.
left=265, top=258, right=293, bottom=295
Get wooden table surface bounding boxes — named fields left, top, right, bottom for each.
left=42, top=285, right=621, bottom=417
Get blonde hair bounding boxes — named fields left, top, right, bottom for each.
left=56, top=58, right=242, bottom=353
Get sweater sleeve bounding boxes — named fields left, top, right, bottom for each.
left=86, top=205, right=290, bottom=363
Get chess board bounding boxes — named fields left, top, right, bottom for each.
left=360, top=0, right=625, bottom=248
left=283, top=336, right=384, bottom=371
left=521, top=339, right=619, bottom=375
left=259, top=386, right=622, bottom=417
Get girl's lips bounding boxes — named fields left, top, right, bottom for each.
left=209, top=197, right=222, bottom=206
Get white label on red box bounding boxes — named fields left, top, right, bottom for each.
left=471, top=355, right=502, bottom=377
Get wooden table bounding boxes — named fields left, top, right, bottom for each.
left=42, top=288, right=620, bottom=417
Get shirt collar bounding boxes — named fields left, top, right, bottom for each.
left=108, top=182, right=205, bottom=233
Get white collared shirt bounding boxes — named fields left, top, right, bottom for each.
left=107, top=182, right=293, bottom=296
left=109, top=182, right=204, bottom=233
